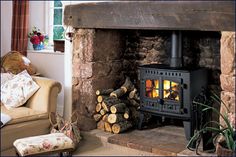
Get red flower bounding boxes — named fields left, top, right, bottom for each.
left=30, top=35, right=40, bottom=45
left=39, top=35, right=44, bottom=42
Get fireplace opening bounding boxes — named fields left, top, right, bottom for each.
left=72, top=29, right=221, bottom=139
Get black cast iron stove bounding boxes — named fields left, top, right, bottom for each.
left=138, top=31, right=207, bottom=140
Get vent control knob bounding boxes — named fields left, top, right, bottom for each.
left=158, top=99, right=164, bottom=105
left=180, top=108, right=188, bottom=114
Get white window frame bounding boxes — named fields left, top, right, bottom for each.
left=45, top=1, right=65, bottom=50
left=44, top=1, right=54, bottom=50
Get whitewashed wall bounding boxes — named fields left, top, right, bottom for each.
left=27, top=51, right=64, bottom=115
left=1, top=1, right=12, bottom=56
left=1, top=1, right=72, bottom=118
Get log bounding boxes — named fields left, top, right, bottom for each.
left=102, top=97, right=121, bottom=111
left=102, top=114, right=109, bottom=122
left=93, top=114, right=102, bottom=122
left=107, top=114, right=124, bottom=124
left=112, top=121, right=133, bottom=134
left=104, top=122, right=112, bottom=132
left=121, top=77, right=134, bottom=93
left=97, top=120, right=105, bottom=131
left=127, top=97, right=140, bottom=108
left=110, top=103, right=127, bottom=114
left=129, top=88, right=137, bottom=99
left=129, top=106, right=140, bottom=124
left=124, top=108, right=130, bottom=119
left=96, top=103, right=102, bottom=112
left=110, top=88, right=126, bottom=98
left=97, top=95, right=109, bottom=103
left=100, top=109, right=107, bottom=116
left=96, top=89, right=114, bottom=96
left=129, top=88, right=140, bottom=102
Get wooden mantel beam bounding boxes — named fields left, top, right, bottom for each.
left=64, top=1, right=235, bottom=31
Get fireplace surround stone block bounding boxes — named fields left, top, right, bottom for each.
left=72, top=29, right=125, bottom=130
left=220, top=32, right=235, bottom=126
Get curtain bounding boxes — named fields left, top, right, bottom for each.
left=11, top=0, right=29, bottom=56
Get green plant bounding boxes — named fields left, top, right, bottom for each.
left=187, top=92, right=235, bottom=152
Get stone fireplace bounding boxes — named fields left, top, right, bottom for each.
left=64, top=1, right=235, bottom=131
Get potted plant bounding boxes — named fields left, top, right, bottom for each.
left=187, top=93, right=235, bottom=156
left=28, top=26, right=48, bottom=50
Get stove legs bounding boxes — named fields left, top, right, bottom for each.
left=183, top=121, right=194, bottom=141
left=138, top=112, right=144, bottom=129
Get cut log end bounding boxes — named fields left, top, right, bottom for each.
left=110, top=103, right=127, bottom=114
left=97, top=120, right=105, bottom=131
left=107, top=113, right=124, bottom=124
left=97, top=95, right=109, bottom=103
left=124, top=113, right=129, bottom=119
left=93, top=114, right=102, bottom=122
left=96, top=103, right=102, bottom=112
left=100, top=109, right=107, bottom=116
left=112, top=121, right=133, bottom=134
left=96, top=89, right=114, bottom=96
left=110, top=88, right=126, bottom=98
left=121, top=77, right=134, bottom=93
left=104, top=122, right=112, bottom=132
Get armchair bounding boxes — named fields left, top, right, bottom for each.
left=1, top=76, right=62, bottom=156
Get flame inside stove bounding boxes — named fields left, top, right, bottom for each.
left=145, top=80, right=159, bottom=98
left=163, top=80, right=179, bottom=101
left=145, top=79, right=179, bottom=101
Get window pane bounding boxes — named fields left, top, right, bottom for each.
left=53, top=26, right=64, bottom=40
left=54, top=1, right=62, bottom=7
left=54, top=9, right=62, bottom=25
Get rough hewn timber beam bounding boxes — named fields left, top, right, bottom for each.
left=64, top=1, right=235, bottom=31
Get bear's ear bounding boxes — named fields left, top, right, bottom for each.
left=71, top=110, right=79, bottom=124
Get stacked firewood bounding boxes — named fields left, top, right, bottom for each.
left=93, top=77, right=140, bottom=134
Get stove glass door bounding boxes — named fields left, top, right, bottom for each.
left=145, top=79, right=159, bottom=98
left=163, top=80, right=180, bottom=101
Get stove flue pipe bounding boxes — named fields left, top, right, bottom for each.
left=170, top=31, right=183, bottom=68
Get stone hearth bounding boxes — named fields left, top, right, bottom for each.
left=84, top=127, right=216, bottom=156
left=64, top=1, right=235, bottom=132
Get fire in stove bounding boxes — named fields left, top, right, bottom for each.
left=145, top=79, right=180, bottom=101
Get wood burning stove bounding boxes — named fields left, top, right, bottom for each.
left=138, top=31, right=207, bottom=140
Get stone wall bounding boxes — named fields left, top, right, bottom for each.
left=72, top=29, right=125, bottom=130
left=220, top=32, right=235, bottom=126
left=124, top=30, right=221, bottom=92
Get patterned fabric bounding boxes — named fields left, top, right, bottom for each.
left=1, top=70, right=39, bottom=110
left=11, top=0, right=29, bottom=56
left=14, top=133, right=74, bottom=156
left=1, top=73, right=14, bottom=85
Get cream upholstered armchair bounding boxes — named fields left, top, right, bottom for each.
left=1, top=76, right=62, bottom=156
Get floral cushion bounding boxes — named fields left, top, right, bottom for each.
left=13, top=133, right=74, bottom=156
left=1, top=72, right=14, bottom=85
left=1, top=70, right=40, bottom=110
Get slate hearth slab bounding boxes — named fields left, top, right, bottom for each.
left=107, top=126, right=187, bottom=156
